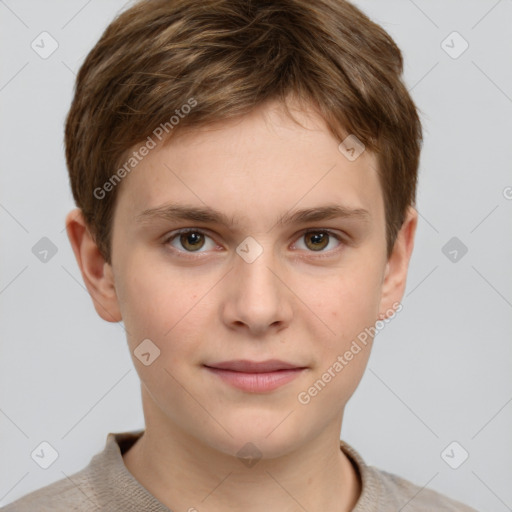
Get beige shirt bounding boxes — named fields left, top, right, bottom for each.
left=1, top=430, right=478, bottom=511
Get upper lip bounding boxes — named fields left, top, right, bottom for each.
left=205, top=359, right=305, bottom=373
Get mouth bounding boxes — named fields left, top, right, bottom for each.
left=203, top=359, right=308, bottom=393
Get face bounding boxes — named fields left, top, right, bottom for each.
left=71, top=99, right=415, bottom=458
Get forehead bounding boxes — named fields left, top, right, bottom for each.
left=113, top=100, right=383, bottom=231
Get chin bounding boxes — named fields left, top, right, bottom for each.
left=201, top=412, right=306, bottom=461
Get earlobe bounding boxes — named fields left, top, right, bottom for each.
left=377, top=206, right=418, bottom=318
left=65, top=208, right=122, bottom=323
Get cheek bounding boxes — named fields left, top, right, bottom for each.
left=299, top=273, right=381, bottom=412
left=321, top=264, right=383, bottom=337
left=115, top=262, right=177, bottom=347
left=116, top=265, right=203, bottom=404
left=117, top=253, right=213, bottom=367
left=304, top=259, right=383, bottom=395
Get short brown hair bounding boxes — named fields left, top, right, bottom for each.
left=65, top=0, right=422, bottom=264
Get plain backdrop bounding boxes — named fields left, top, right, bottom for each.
left=1, top=1, right=511, bottom=510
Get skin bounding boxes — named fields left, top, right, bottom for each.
left=66, top=98, right=417, bottom=512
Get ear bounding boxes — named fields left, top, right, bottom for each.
left=378, top=206, right=418, bottom=318
left=65, top=208, right=122, bottom=323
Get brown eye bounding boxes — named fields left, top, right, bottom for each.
left=304, top=231, right=330, bottom=251
left=294, top=229, right=343, bottom=254
left=179, top=231, right=205, bottom=251
left=165, top=229, right=216, bottom=253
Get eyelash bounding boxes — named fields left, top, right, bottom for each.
left=162, top=228, right=345, bottom=258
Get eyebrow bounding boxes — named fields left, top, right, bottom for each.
left=135, top=203, right=370, bottom=227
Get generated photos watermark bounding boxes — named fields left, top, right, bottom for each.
left=297, top=301, right=403, bottom=405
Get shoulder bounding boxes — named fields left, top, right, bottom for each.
left=369, top=466, right=479, bottom=511
left=0, top=431, right=142, bottom=512
left=340, top=440, right=479, bottom=512
left=0, top=466, right=100, bottom=512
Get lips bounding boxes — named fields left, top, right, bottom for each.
left=203, top=359, right=307, bottom=392
left=204, top=359, right=304, bottom=373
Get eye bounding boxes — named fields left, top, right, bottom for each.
left=163, top=228, right=344, bottom=257
left=164, top=229, right=217, bottom=253
left=293, top=229, right=343, bottom=253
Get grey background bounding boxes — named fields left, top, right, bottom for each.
left=1, top=0, right=511, bottom=510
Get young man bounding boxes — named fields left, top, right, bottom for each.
left=2, top=0, right=478, bottom=510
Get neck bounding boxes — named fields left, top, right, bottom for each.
left=123, top=409, right=361, bottom=512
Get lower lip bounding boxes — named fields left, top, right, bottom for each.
left=205, top=367, right=306, bottom=392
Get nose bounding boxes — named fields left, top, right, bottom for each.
left=221, top=240, right=293, bottom=336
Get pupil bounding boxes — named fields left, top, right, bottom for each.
left=182, top=232, right=203, bottom=250
left=307, top=232, right=328, bottom=251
